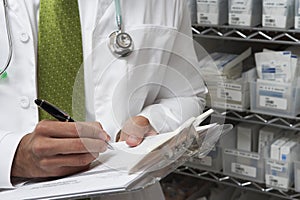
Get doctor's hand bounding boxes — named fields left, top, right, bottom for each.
left=11, top=120, right=110, bottom=178
left=118, top=116, right=157, bottom=147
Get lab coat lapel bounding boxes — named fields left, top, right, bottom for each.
left=78, top=0, right=98, bottom=31
left=92, top=0, right=115, bottom=44
left=18, top=0, right=36, bottom=48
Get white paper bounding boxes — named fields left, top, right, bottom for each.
left=0, top=110, right=216, bottom=199
left=0, top=164, right=144, bottom=199
left=100, top=109, right=215, bottom=174
left=98, top=118, right=195, bottom=173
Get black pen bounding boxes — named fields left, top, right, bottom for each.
left=35, top=99, right=75, bottom=122
left=34, top=99, right=114, bottom=150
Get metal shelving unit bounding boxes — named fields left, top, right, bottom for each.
left=175, top=166, right=300, bottom=200
left=212, top=109, right=300, bottom=132
left=192, top=25, right=300, bottom=45
left=173, top=111, right=300, bottom=200
left=174, top=24, right=300, bottom=200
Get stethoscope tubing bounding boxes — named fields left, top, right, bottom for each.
left=1, top=0, right=13, bottom=76
left=114, top=0, right=122, bottom=32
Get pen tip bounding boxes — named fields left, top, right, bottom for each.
left=34, top=99, right=42, bottom=106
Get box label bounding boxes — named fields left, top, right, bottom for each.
left=224, top=149, right=260, bottom=160
left=266, top=174, right=289, bottom=189
left=258, top=84, right=288, bottom=110
left=231, top=163, right=257, bottom=178
left=217, top=82, right=243, bottom=102
left=267, top=160, right=288, bottom=172
left=217, top=88, right=242, bottom=102
left=263, top=0, right=289, bottom=28
left=259, top=96, right=287, bottom=110
left=213, top=102, right=244, bottom=111
left=229, top=0, right=252, bottom=26
left=197, top=0, right=219, bottom=24
left=218, top=82, right=243, bottom=90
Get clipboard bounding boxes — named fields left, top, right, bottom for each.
left=0, top=110, right=231, bottom=199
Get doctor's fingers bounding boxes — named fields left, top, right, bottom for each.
left=35, top=120, right=109, bottom=140
left=32, top=138, right=107, bottom=157
left=121, top=120, right=152, bottom=139
left=37, top=153, right=98, bottom=171
left=75, top=121, right=110, bottom=141
left=121, top=130, right=158, bottom=147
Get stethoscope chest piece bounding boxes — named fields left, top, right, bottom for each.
left=109, top=31, right=133, bottom=57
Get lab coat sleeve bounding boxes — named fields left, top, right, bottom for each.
left=139, top=1, right=207, bottom=133
left=0, top=130, right=25, bottom=188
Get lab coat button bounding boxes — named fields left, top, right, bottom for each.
left=20, top=32, right=30, bottom=43
left=20, top=96, right=30, bottom=108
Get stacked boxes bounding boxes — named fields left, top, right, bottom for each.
left=265, top=132, right=299, bottom=190
left=193, top=0, right=300, bottom=30
left=202, top=48, right=253, bottom=112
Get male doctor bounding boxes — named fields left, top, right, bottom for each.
left=0, top=0, right=206, bottom=197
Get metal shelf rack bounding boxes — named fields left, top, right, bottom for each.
left=212, top=109, right=300, bottom=132
left=171, top=109, right=300, bottom=200
left=192, top=25, right=300, bottom=45
left=181, top=24, right=300, bottom=199
left=175, top=166, right=300, bottom=200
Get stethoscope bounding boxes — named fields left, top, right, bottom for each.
left=0, top=0, right=133, bottom=78
left=0, top=0, right=12, bottom=79
left=108, top=0, right=134, bottom=57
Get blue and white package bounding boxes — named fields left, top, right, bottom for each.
left=255, top=51, right=293, bottom=83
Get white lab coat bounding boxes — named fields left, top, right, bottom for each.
left=0, top=0, right=206, bottom=195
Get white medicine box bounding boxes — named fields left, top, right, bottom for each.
left=228, top=0, right=262, bottom=26
left=250, top=79, right=300, bottom=118
left=295, top=0, right=300, bottom=29
left=223, top=148, right=265, bottom=183
left=196, top=0, right=228, bottom=25
left=222, top=127, right=265, bottom=183
left=263, top=0, right=295, bottom=29
left=265, top=159, right=293, bottom=191
left=207, top=79, right=250, bottom=112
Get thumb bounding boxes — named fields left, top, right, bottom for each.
left=126, top=135, right=143, bottom=147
